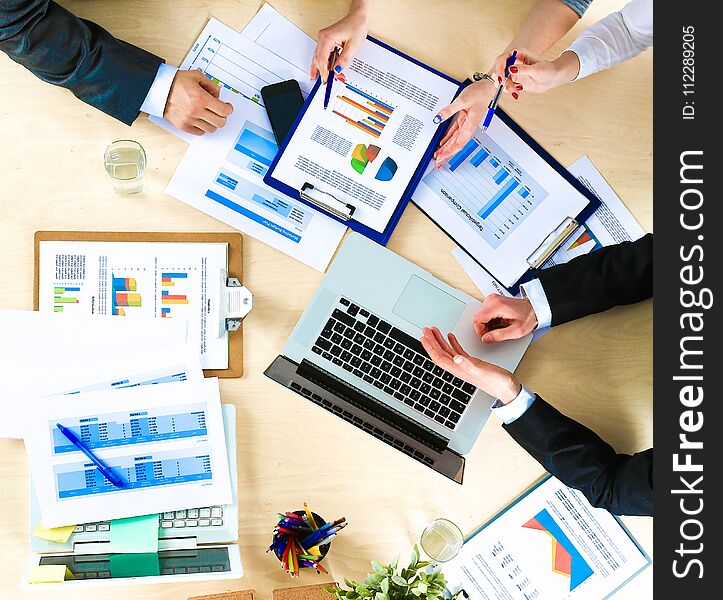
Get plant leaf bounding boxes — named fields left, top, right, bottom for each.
left=371, top=561, right=386, bottom=575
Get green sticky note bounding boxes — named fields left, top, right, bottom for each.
left=109, top=514, right=159, bottom=553
left=109, top=553, right=160, bottom=578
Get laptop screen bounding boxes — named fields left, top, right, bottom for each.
left=39, top=548, right=231, bottom=579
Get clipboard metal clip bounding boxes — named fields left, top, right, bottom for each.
left=526, top=217, right=579, bottom=270
left=216, top=269, right=253, bottom=337
left=300, top=182, right=356, bottom=221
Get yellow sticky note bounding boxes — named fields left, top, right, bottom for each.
left=27, top=565, right=73, bottom=583
left=33, top=520, right=76, bottom=544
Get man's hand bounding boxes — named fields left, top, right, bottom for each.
left=473, top=294, right=538, bottom=343
left=163, top=70, right=234, bottom=135
left=421, top=327, right=521, bottom=404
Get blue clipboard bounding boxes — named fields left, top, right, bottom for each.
left=412, top=82, right=602, bottom=295
left=451, top=474, right=651, bottom=599
left=263, top=35, right=463, bottom=245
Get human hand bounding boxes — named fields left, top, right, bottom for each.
left=310, top=1, right=371, bottom=81
left=504, top=48, right=580, bottom=94
left=421, top=327, right=521, bottom=404
left=163, top=70, right=234, bottom=135
left=473, top=294, right=538, bottom=343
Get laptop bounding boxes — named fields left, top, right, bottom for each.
left=24, top=405, right=242, bottom=587
left=265, top=233, right=532, bottom=483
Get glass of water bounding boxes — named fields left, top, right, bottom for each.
left=420, top=518, right=464, bottom=562
left=104, top=140, right=147, bottom=194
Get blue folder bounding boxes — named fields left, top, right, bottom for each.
left=263, top=35, right=463, bottom=245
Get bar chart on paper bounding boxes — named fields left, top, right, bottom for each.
left=226, top=120, right=278, bottom=177
left=422, top=135, right=549, bottom=249
left=111, top=275, right=143, bottom=317
left=53, top=286, right=81, bottom=313
left=54, top=449, right=214, bottom=499
left=188, top=35, right=284, bottom=105
left=331, top=81, right=396, bottom=138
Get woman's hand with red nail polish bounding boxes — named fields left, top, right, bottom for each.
left=504, top=47, right=581, bottom=94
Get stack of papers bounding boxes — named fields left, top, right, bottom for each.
left=1, top=309, right=233, bottom=548
left=154, top=5, right=347, bottom=271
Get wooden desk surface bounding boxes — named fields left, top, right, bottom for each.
left=0, top=1, right=652, bottom=598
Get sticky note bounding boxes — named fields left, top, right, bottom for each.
left=109, top=514, right=159, bottom=553
left=27, top=565, right=73, bottom=583
left=33, top=520, right=76, bottom=544
left=109, top=553, right=160, bottom=578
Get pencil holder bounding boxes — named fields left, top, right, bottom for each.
left=269, top=506, right=347, bottom=577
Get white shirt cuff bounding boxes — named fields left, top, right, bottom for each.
left=565, top=45, right=596, bottom=81
left=520, top=279, right=552, bottom=329
left=492, top=386, right=536, bottom=424
left=139, top=63, right=178, bottom=118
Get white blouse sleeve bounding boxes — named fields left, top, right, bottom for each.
left=567, top=0, right=653, bottom=80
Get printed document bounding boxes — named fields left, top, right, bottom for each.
left=26, top=378, right=232, bottom=527
left=37, top=240, right=228, bottom=369
left=444, top=477, right=650, bottom=600
left=162, top=18, right=346, bottom=271
left=414, top=116, right=591, bottom=287
left=268, top=39, right=459, bottom=233
left=0, top=311, right=187, bottom=439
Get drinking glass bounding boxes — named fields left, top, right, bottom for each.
left=104, top=140, right=146, bottom=194
left=420, top=518, right=464, bottom=562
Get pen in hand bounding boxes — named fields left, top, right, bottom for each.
left=56, top=423, right=126, bottom=489
left=481, top=50, right=517, bottom=133
left=324, top=47, right=343, bottom=110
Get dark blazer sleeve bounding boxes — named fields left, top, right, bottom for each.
left=537, top=233, right=653, bottom=326
left=504, top=396, right=653, bottom=516
left=0, top=0, right=164, bottom=125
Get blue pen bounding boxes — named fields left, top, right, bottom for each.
left=323, top=47, right=342, bottom=110
left=56, top=423, right=125, bottom=488
left=481, top=50, right=518, bottom=133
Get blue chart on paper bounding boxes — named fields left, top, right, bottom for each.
left=54, top=449, right=213, bottom=498
left=422, top=134, right=549, bottom=249
left=52, top=404, right=208, bottom=454
left=226, top=120, right=278, bottom=177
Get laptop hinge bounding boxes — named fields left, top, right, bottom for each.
left=265, top=355, right=465, bottom=484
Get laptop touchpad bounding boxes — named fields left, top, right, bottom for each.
left=393, top=275, right=465, bottom=332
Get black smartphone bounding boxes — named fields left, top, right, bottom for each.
left=261, top=80, right=305, bottom=146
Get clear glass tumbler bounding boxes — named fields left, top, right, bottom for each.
left=420, top=518, right=464, bottom=562
left=104, top=140, right=147, bottom=194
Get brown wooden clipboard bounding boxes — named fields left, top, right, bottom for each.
left=33, top=231, right=244, bottom=378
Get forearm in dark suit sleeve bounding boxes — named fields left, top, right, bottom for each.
left=0, top=0, right=163, bottom=125
left=538, top=233, right=653, bottom=326
left=503, top=396, right=653, bottom=516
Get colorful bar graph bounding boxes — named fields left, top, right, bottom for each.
left=54, top=286, right=80, bottom=311
left=493, top=169, right=509, bottom=185
left=161, top=290, right=188, bottom=305
left=112, top=277, right=137, bottom=292
left=332, top=83, right=395, bottom=138
left=471, top=148, right=490, bottom=167
left=449, top=139, right=479, bottom=171
left=161, top=308, right=171, bottom=318
left=479, top=178, right=519, bottom=219
left=115, top=293, right=142, bottom=307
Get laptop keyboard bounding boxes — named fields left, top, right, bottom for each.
left=72, top=506, right=224, bottom=534
left=311, top=297, right=477, bottom=431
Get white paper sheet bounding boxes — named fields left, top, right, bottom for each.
left=414, top=116, right=591, bottom=287
left=0, top=311, right=188, bottom=439
left=444, top=477, right=650, bottom=600
left=26, top=378, right=232, bottom=527
left=270, top=39, right=459, bottom=233
left=160, top=18, right=346, bottom=272
left=543, top=155, right=646, bottom=267
left=36, top=240, right=229, bottom=369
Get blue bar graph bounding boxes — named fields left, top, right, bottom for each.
left=493, top=169, right=509, bottom=185
left=479, top=179, right=519, bottom=219
left=471, top=148, right=490, bottom=167
left=449, top=139, right=479, bottom=172
left=233, top=122, right=278, bottom=167
left=489, top=157, right=500, bottom=168
left=518, top=188, right=530, bottom=199
left=161, top=272, right=188, bottom=279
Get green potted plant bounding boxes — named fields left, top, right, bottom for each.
left=326, top=545, right=461, bottom=600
